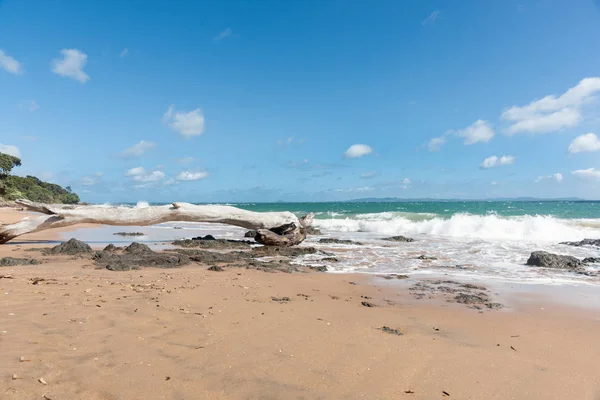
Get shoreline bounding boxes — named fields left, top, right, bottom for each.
left=2, top=208, right=600, bottom=399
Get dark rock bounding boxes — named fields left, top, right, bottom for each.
left=93, top=242, right=189, bottom=270
left=461, top=283, right=487, bottom=290
left=244, top=230, right=257, bottom=238
left=309, top=265, right=328, bottom=272
left=379, top=274, right=409, bottom=280
left=379, top=326, right=403, bottom=336
left=207, top=265, right=225, bottom=272
left=321, top=257, right=339, bottom=262
left=0, top=257, right=41, bottom=266
left=192, top=235, right=216, bottom=241
left=113, top=232, right=145, bottom=237
left=486, top=302, right=504, bottom=309
left=102, top=244, right=121, bottom=252
left=304, top=226, right=322, bottom=235
left=172, top=238, right=252, bottom=250
left=169, top=249, right=251, bottom=264
left=454, top=293, right=489, bottom=305
left=526, top=251, right=584, bottom=270
left=361, top=301, right=375, bottom=307
left=416, top=255, right=437, bottom=260
left=583, top=257, right=600, bottom=264
left=271, top=296, right=291, bottom=302
left=318, top=238, right=362, bottom=245
left=381, top=236, right=414, bottom=242
left=44, top=239, right=92, bottom=255
left=560, top=239, right=600, bottom=247
left=252, top=246, right=319, bottom=257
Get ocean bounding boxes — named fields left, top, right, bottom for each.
left=71, top=201, right=600, bottom=286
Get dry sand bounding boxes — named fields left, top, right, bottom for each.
left=1, top=208, right=600, bottom=399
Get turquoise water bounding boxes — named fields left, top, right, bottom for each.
left=231, top=201, right=600, bottom=219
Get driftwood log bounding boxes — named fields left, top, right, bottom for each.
left=0, top=200, right=314, bottom=246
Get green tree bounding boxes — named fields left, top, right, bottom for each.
left=0, top=152, right=21, bottom=176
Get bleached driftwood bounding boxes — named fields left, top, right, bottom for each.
left=0, top=200, right=314, bottom=246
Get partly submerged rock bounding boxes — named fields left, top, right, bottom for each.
left=560, top=239, right=600, bottom=247
left=318, top=238, right=363, bottom=245
left=381, top=235, right=414, bottom=242
left=309, top=265, right=328, bottom=272
left=0, top=257, right=41, bottom=266
left=252, top=246, right=319, bottom=257
left=583, top=257, right=600, bottom=264
left=304, top=226, right=322, bottom=235
left=113, top=232, right=145, bottom=237
left=44, top=239, right=92, bottom=255
left=172, top=237, right=252, bottom=250
left=526, top=251, right=584, bottom=270
left=244, top=230, right=257, bottom=238
left=416, top=255, right=437, bottom=260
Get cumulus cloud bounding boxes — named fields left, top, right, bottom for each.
left=422, top=10, right=441, bottom=26
left=163, top=105, right=205, bottom=138
left=176, top=171, right=209, bottom=181
left=344, top=144, right=373, bottom=158
left=214, top=28, right=232, bottom=41
left=401, top=178, right=412, bottom=189
left=427, top=136, right=446, bottom=152
left=568, top=133, right=600, bottom=154
left=457, top=119, right=495, bottom=144
left=0, top=49, right=22, bottom=74
left=480, top=155, right=515, bottom=169
left=51, top=49, right=90, bottom=83
left=535, top=173, right=563, bottom=183
left=360, top=171, right=377, bottom=179
left=501, top=77, right=600, bottom=134
left=571, top=168, right=600, bottom=180
left=0, top=144, right=21, bottom=158
left=120, top=140, right=156, bottom=158
left=125, top=167, right=165, bottom=182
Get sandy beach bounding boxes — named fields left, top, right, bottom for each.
left=2, top=207, right=600, bottom=400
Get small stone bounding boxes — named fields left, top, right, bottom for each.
left=38, top=377, right=47, bottom=385
left=12, top=373, right=19, bottom=380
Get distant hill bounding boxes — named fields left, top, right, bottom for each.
left=0, top=152, right=79, bottom=204
left=349, top=197, right=586, bottom=202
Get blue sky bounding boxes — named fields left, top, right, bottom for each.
left=1, top=0, right=600, bottom=203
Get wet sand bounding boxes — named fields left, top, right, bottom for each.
left=1, top=208, right=600, bottom=399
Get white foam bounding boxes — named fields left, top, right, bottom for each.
left=314, top=213, right=600, bottom=243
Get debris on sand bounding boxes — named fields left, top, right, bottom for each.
left=207, top=265, right=224, bottom=272
left=378, top=326, right=403, bottom=336
left=271, top=296, right=291, bottom=302
left=361, top=301, right=375, bottom=307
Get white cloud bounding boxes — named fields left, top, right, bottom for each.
left=277, top=137, right=304, bottom=147
left=176, top=171, right=209, bottom=181
left=0, top=49, right=22, bottom=74
left=344, top=144, right=373, bottom=158
left=427, top=136, right=446, bottom=152
left=360, top=171, right=377, bottom=179
left=120, top=140, right=156, bottom=158
left=501, top=77, right=600, bottom=134
left=568, top=133, right=600, bottom=154
left=120, top=48, right=128, bottom=58
left=457, top=119, right=494, bottom=145
left=490, top=181, right=498, bottom=186
left=214, top=28, right=232, bottom=41
left=535, top=173, right=563, bottom=183
left=402, top=178, right=412, bottom=189
left=163, top=105, right=205, bottom=138
left=18, top=100, right=39, bottom=112
left=336, top=186, right=375, bottom=193
left=125, top=167, right=165, bottom=182
left=480, top=155, right=515, bottom=169
left=422, top=10, right=441, bottom=26
left=571, top=168, right=600, bottom=180
left=51, top=49, right=90, bottom=83
left=0, top=144, right=21, bottom=158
